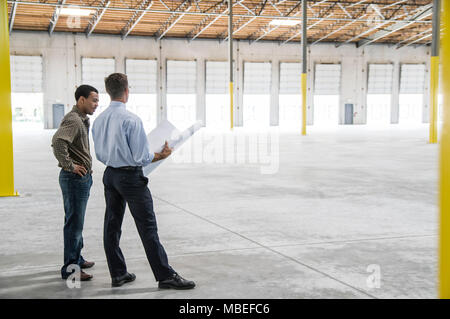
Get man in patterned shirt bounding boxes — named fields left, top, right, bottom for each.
left=52, top=85, right=99, bottom=281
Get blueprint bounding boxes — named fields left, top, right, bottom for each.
left=143, top=120, right=203, bottom=175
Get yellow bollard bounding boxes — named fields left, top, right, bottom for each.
left=440, top=0, right=450, bottom=299
left=430, top=56, right=439, bottom=144
left=430, top=0, right=441, bottom=144
left=0, top=0, right=18, bottom=197
left=301, top=73, right=307, bottom=136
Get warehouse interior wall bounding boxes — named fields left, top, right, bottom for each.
left=8, top=31, right=430, bottom=129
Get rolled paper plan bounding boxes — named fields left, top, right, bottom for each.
left=143, top=120, right=203, bottom=176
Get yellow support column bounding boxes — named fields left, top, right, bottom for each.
left=301, top=0, right=307, bottom=136
left=228, top=0, right=233, bottom=130
left=430, top=56, right=439, bottom=144
left=440, top=0, right=450, bottom=299
left=301, top=73, right=307, bottom=136
left=430, top=0, right=440, bottom=144
left=0, top=0, right=17, bottom=197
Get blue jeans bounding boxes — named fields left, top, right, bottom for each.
left=59, top=169, right=92, bottom=279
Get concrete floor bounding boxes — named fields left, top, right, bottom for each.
left=0, top=123, right=438, bottom=299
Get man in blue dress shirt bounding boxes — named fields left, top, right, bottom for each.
left=92, top=73, right=195, bottom=289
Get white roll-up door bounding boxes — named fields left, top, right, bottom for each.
left=244, top=62, right=271, bottom=94
left=125, top=59, right=157, bottom=94
left=367, top=64, right=394, bottom=94
left=314, top=64, right=341, bottom=95
left=400, top=64, right=426, bottom=94
left=167, top=60, right=196, bottom=94
left=279, top=62, right=302, bottom=94
left=206, top=61, right=228, bottom=94
left=10, top=55, right=43, bottom=93
left=81, top=57, right=115, bottom=93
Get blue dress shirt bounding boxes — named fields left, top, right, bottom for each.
left=92, top=101, right=154, bottom=168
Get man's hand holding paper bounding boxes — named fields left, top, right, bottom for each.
left=152, top=141, right=173, bottom=162
left=143, top=120, right=202, bottom=176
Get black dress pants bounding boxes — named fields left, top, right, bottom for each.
left=102, top=166, right=175, bottom=281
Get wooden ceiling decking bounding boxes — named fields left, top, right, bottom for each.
left=6, top=0, right=434, bottom=47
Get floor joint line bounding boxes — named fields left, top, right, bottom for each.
left=154, top=195, right=378, bottom=299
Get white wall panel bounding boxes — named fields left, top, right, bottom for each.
left=81, top=57, right=115, bottom=93
left=167, top=60, right=196, bottom=94
left=279, top=62, right=302, bottom=94
left=206, top=61, right=228, bottom=94
left=314, top=64, right=341, bottom=95
left=244, top=62, right=271, bottom=94
left=400, top=64, right=426, bottom=94
left=125, top=59, right=157, bottom=94
left=368, top=64, right=394, bottom=94
left=10, top=55, right=42, bottom=93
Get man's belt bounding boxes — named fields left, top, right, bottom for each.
left=115, top=166, right=142, bottom=171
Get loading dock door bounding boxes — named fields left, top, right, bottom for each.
left=313, top=64, right=341, bottom=126
left=279, top=62, right=302, bottom=129
left=367, top=64, right=394, bottom=125
left=243, top=62, right=271, bottom=128
left=399, top=64, right=426, bottom=124
left=81, top=57, right=115, bottom=120
left=166, top=60, right=197, bottom=130
left=206, top=61, right=230, bottom=129
left=125, top=59, right=158, bottom=131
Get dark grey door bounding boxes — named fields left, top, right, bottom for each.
left=345, top=104, right=353, bottom=125
left=52, top=104, right=65, bottom=128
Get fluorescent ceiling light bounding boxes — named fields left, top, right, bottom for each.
left=60, top=7, right=94, bottom=16
left=269, top=20, right=300, bottom=26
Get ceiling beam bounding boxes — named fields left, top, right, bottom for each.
left=48, top=0, right=66, bottom=36
left=159, top=0, right=170, bottom=10
left=315, top=1, right=412, bottom=45
left=8, top=0, right=18, bottom=34
left=357, top=4, right=433, bottom=47
left=154, top=0, right=193, bottom=40
left=282, top=0, right=375, bottom=44
left=219, top=0, right=288, bottom=42
left=121, top=0, right=153, bottom=39
left=396, top=28, right=433, bottom=49
left=248, top=1, right=304, bottom=44
left=269, top=0, right=283, bottom=15
left=85, top=0, right=111, bottom=37
left=338, top=3, right=352, bottom=18
left=7, top=1, right=434, bottom=24
left=280, top=0, right=342, bottom=45
left=399, top=32, right=432, bottom=47
left=330, top=1, right=399, bottom=44
left=335, top=3, right=428, bottom=47
left=258, top=0, right=269, bottom=16
left=186, top=0, right=229, bottom=40
left=238, top=2, right=255, bottom=15
left=312, top=4, right=370, bottom=44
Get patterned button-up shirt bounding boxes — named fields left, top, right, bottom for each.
left=51, top=105, right=92, bottom=173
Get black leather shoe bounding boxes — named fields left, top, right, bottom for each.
left=111, top=272, right=136, bottom=287
left=158, top=273, right=195, bottom=290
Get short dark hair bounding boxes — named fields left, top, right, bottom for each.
left=104, top=73, right=128, bottom=99
left=75, top=85, right=98, bottom=102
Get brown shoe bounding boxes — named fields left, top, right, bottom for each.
left=80, top=271, right=93, bottom=281
left=81, top=261, right=95, bottom=269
